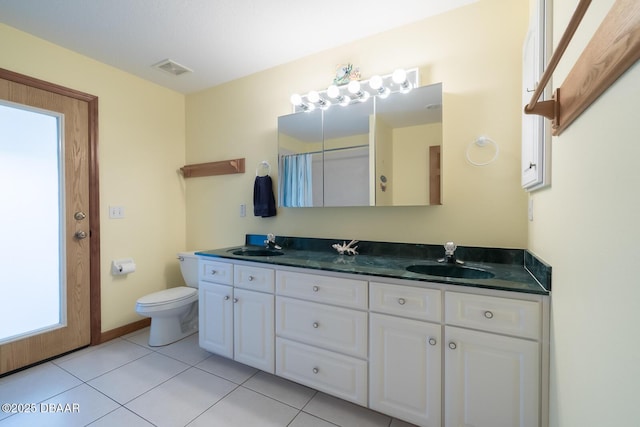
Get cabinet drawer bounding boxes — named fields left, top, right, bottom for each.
left=276, top=270, right=367, bottom=309
left=276, top=338, right=367, bottom=406
left=234, top=264, right=274, bottom=293
left=445, top=292, right=541, bottom=340
left=276, top=297, right=367, bottom=358
left=199, top=260, right=233, bottom=285
left=370, top=282, right=441, bottom=322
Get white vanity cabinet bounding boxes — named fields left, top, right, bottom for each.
left=198, top=260, right=234, bottom=357
left=369, top=282, right=442, bottom=427
left=444, top=291, right=542, bottom=427
left=275, top=270, right=369, bottom=405
left=198, top=259, right=275, bottom=373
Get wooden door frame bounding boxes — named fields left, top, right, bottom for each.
left=0, top=68, right=102, bottom=346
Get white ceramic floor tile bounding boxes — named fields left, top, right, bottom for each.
left=0, top=384, right=119, bottom=427
left=121, top=328, right=155, bottom=349
left=288, top=411, right=340, bottom=427
left=243, top=371, right=316, bottom=409
left=54, top=339, right=152, bottom=381
left=304, top=393, right=391, bottom=427
left=156, top=333, right=211, bottom=365
left=88, top=352, right=189, bottom=404
left=0, top=362, right=82, bottom=421
left=188, top=386, right=299, bottom=427
left=125, top=367, right=236, bottom=427
left=87, top=407, right=155, bottom=426
left=195, top=353, right=258, bottom=384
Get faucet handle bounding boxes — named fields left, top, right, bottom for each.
left=444, top=241, right=457, bottom=255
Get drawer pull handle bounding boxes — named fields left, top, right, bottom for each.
left=248, top=275, right=254, bottom=281
left=484, top=310, right=494, bottom=319
left=428, top=337, right=437, bottom=346
left=233, top=298, right=238, bottom=303
left=448, top=341, right=457, bottom=350
left=398, top=298, right=406, bottom=305
left=224, top=295, right=230, bottom=301
left=312, top=285, right=319, bottom=292
left=210, top=270, right=217, bottom=275
left=312, top=322, right=319, bottom=328
left=312, top=367, right=319, bottom=374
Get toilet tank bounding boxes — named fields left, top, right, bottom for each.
left=178, top=251, right=199, bottom=288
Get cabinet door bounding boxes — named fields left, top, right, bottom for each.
left=445, top=326, right=540, bottom=427
left=234, top=288, right=274, bottom=373
left=198, top=282, right=233, bottom=358
left=369, top=313, right=441, bottom=427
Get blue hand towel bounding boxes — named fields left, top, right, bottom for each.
left=253, top=175, right=276, bottom=217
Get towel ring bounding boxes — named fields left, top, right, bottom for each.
left=466, top=136, right=499, bottom=166
left=256, top=161, right=271, bottom=176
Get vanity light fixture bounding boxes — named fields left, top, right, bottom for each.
left=347, top=80, right=371, bottom=102
left=369, top=75, right=391, bottom=99
left=290, top=93, right=315, bottom=111
left=392, top=68, right=413, bottom=93
left=307, top=90, right=331, bottom=110
left=290, top=67, right=418, bottom=112
left=327, top=85, right=351, bottom=106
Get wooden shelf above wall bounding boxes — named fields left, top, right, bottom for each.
left=180, top=158, right=245, bottom=178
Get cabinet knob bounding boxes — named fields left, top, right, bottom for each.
left=312, top=322, right=319, bottom=329
left=484, top=310, right=494, bottom=319
left=428, top=337, right=437, bottom=346
left=233, top=298, right=238, bottom=303
left=210, top=270, right=217, bottom=275
left=312, top=367, right=319, bottom=374
left=224, top=295, right=230, bottom=301
left=248, top=275, right=254, bottom=281
left=397, top=298, right=406, bottom=305
left=312, top=285, right=319, bottom=292
left=448, top=342, right=457, bottom=350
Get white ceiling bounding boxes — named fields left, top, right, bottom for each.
left=0, top=0, right=476, bottom=94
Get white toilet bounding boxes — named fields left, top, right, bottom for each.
left=135, top=251, right=199, bottom=346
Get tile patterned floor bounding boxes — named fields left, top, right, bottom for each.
left=0, top=329, right=416, bottom=426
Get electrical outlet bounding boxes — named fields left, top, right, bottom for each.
left=528, top=198, right=534, bottom=221
left=109, top=205, right=125, bottom=219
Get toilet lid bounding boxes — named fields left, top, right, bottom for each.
left=137, top=287, right=197, bottom=306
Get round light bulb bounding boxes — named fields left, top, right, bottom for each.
left=290, top=93, right=302, bottom=106
left=327, top=85, right=340, bottom=99
left=347, top=80, right=361, bottom=94
left=307, top=91, right=320, bottom=103
left=339, top=95, right=351, bottom=106
left=392, top=68, right=407, bottom=84
left=369, top=75, right=383, bottom=90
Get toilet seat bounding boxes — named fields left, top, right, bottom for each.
left=136, top=287, right=197, bottom=312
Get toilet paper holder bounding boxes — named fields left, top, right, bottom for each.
left=111, top=258, right=136, bottom=275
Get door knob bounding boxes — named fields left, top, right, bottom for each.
left=74, top=211, right=86, bottom=220
left=74, top=230, right=87, bottom=240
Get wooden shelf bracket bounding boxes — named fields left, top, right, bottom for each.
left=180, top=158, right=245, bottom=178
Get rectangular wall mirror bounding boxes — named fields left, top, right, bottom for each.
left=278, top=82, right=442, bottom=207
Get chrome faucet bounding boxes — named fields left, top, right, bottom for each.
left=438, top=241, right=464, bottom=265
left=264, top=233, right=282, bottom=250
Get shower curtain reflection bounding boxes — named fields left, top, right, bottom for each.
left=279, top=153, right=314, bottom=207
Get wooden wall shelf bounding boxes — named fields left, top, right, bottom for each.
left=180, top=158, right=245, bottom=178
left=525, top=0, right=640, bottom=135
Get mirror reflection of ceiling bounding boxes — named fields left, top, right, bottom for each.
left=0, top=0, right=478, bottom=94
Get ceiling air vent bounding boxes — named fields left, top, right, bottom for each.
left=152, top=59, right=193, bottom=76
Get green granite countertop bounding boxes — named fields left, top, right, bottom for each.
left=195, top=235, right=550, bottom=295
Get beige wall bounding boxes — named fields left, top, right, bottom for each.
left=529, top=1, right=640, bottom=425
left=0, top=24, right=187, bottom=331
left=186, top=0, right=529, bottom=250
